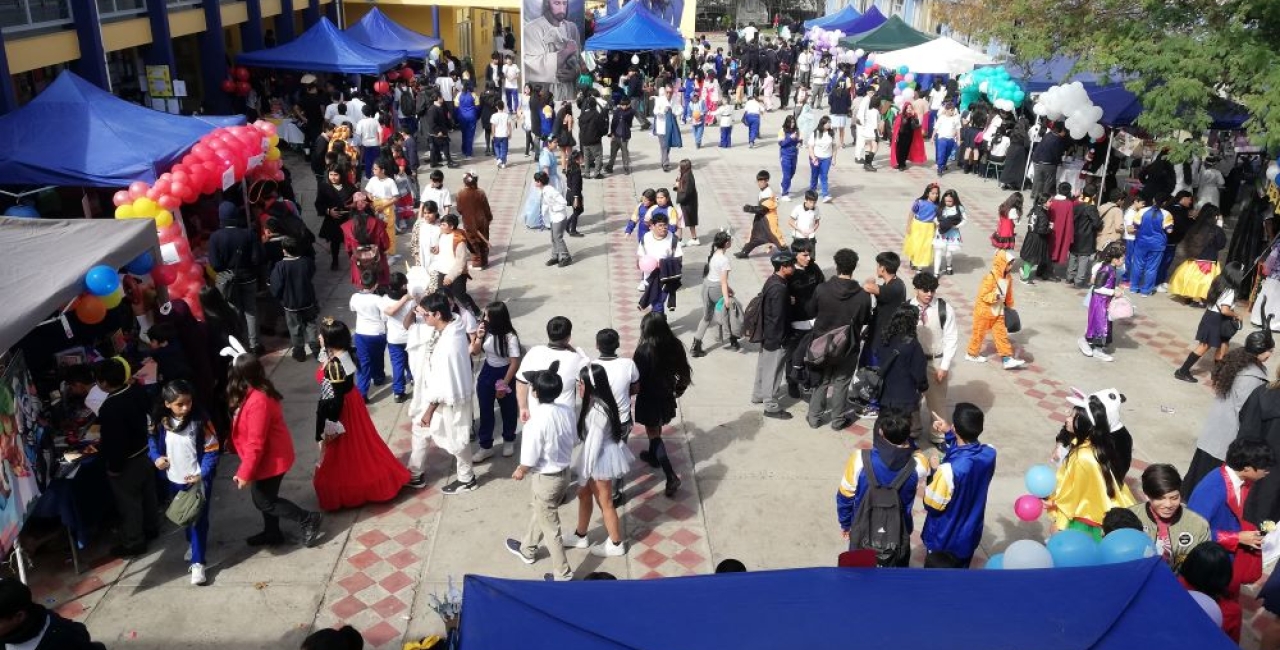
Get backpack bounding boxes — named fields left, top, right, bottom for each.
left=399, top=89, right=416, bottom=117
left=742, top=292, right=766, bottom=344
left=848, top=449, right=915, bottom=567
left=805, top=325, right=852, bottom=368
left=353, top=244, right=381, bottom=273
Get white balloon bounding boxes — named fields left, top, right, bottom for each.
left=1189, top=592, right=1224, bottom=626
left=1004, top=540, right=1055, bottom=570
left=854, top=48, right=865, bottom=58
left=1088, top=123, right=1106, bottom=139
left=1268, top=163, right=1280, bottom=181
left=903, top=89, right=916, bottom=100
left=1033, top=104, right=1048, bottom=116
left=1069, top=128, right=1087, bottom=140
left=979, top=81, right=989, bottom=93
left=631, top=55, right=639, bottom=65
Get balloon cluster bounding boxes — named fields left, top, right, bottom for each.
left=887, top=65, right=919, bottom=110
left=1034, top=82, right=1105, bottom=140
left=219, top=66, right=252, bottom=97
left=805, top=27, right=845, bottom=53
left=957, top=66, right=1024, bottom=111
left=838, top=48, right=865, bottom=66
left=109, top=120, right=280, bottom=319
left=986, top=528, right=1157, bottom=570
left=429, top=46, right=442, bottom=63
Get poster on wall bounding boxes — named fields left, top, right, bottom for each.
left=0, top=353, right=42, bottom=556
left=523, top=0, right=586, bottom=101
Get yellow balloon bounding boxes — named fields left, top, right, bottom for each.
left=268, top=134, right=280, bottom=147
left=115, top=205, right=134, bottom=219
left=266, top=147, right=281, bottom=161
left=101, top=287, right=124, bottom=309
left=154, top=210, right=173, bottom=228
left=133, top=197, right=156, bottom=216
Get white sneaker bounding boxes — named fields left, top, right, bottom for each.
left=821, top=196, right=833, bottom=203
left=1002, top=357, right=1027, bottom=370
left=1077, top=338, right=1094, bottom=358
left=1093, top=349, right=1114, bottom=362
left=1157, top=283, right=1169, bottom=293
left=471, top=446, right=495, bottom=463
left=562, top=531, right=590, bottom=549
left=964, top=354, right=987, bottom=363
left=502, top=441, right=515, bottom=457
left=190, top=563, right=207, bottom=586
left=637, top=280, right=649, bottom=292
left=779, top=194, right=792, bottom=202
left=687, top=237, right=701, bottom=246
left=590, top=539, right=627, bottom=557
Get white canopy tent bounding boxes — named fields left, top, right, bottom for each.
left=873, top=36, right=996, bottom=75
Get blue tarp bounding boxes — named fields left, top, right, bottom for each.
left=0, top=71, right=244, bottom=187
left=345, top=7, right=441, bottom=59
left=835, top=5, right=887, bottom=37
left=1004, top=56, right=1130, bottom=92
left=461, top=559, right=1237, bottom=650
left=593, top=0, right=643, bottom=35
left=584, top=4, right=683, bottom=51
left=804, top=4, right=860, bottom=29
left=237, top=17, right=404, bottom=74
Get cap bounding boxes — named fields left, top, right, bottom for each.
left=299, top=74, right=317, bottom=85
left=770, top=250, right=796, bottom=267
left=218, top=201, right=241, bottom=227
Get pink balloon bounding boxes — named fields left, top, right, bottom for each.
left=152, top=264, right=179, bottom=287
left=128, top=181, right=149, bottom=199
left=112, top=190, right=132, bottom=207
left=1014, top=494, right=1045, bottom=522
left=638, top=256, right=660, bottom=273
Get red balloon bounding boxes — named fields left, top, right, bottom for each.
left=235, top=81, right=251, bottom=96
left=233, top=67, right=250, bottom=82
left=128, top=181, right=149, bottom=199
left=152, top=264, right=179, bottom=286
left=167, top=182, right=188, bottom=201
left=112, top=190, right=132, bottom=207
left=385, top=70, right=398, bottom=82
left=220, top=78, right=236, bottom=94
left=373, top=80, right=390, bottom=95
left=190, top=143, right=212, bottom=161
left=159, top=194, right=181, bottom=210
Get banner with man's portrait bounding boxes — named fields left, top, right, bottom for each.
left=523, top=0, right=586, bottom=101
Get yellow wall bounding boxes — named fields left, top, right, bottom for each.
left=169, top=8, right=207, bottom=38
left=102, top=17, right=152, bottom=51
left=5, top=31, right=78, bottom=75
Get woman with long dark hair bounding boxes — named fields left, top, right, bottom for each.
left=875, top=305, right=928, bottom=417
left=692, top=232, right=737, bottom=357
left=199, top=285, right=242, bottom=441
left=1046, top=397, right=1135, bottom=540
left=807, top=115, right=836, bottom=202
left=1184, top=336, right=1274, bottom=494
left=675, top=159, right=700, bottom=245
left=315, top=167, right=356, bottom=271
left=632, top=313, right=692, bottom=497
left=564, top=364, right=635, bottom=557
left=1175, top=262, right=1245, bottom=382
left=1169, top=204, right=1227, bottom=306
left=932, top=189, right=967, bottom=276
left=226, top=351, right=323, bottom=547
left=469, top=302, right=522, bottom=462
left=890, top=103, right=925, bottom=171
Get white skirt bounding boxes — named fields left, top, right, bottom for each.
left=574, top=410, right=634, bottom=482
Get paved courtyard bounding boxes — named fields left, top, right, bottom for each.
left=27, top=106, right=1243, bottom=648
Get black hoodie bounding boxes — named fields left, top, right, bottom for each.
left=810, top=277, right=873, bottom=343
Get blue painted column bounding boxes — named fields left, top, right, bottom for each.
left=142, top=0, right=176, bottom=70
left=276, top=0, right=295, bottom=41
left=432, top=6, right=439, bottom=38
left=199, top=0, right=231, bottom=113
left=66, top=0, right=110, bottom=90
left=325, top=0, right=338, bottom=23
left=0, top=38, right=17, bottom=114
left=303, top=0, right=319, bottom=27
left=241, top=0, right=265, bottom=51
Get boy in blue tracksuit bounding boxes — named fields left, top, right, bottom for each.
left=922, top=403, right=997, bottom=568
left=1128, top=196, right=1173, bottom=295
left=836, top=413, right=929, bottom=563
left=1187, top=439, right=1273, bottom=588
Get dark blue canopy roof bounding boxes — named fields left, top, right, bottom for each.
left=584, top=4, right=683, bottom=51
left=804, top=4, right=860, bottom=29
left=345, top=7, right=441, bottom=59
left=461, top=559, right=1237, bottom=650
left=0, top=71, right=243, bottom=187
left=837, top=6, right=887, bottom=37
left=237, top=17, right=404, bottom=74
left=594, top=0, right=643, bottom=35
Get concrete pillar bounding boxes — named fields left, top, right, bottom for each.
left=303, top=0, right=320, bottom=27
left=0, top=39, right=17, bottom=114
left=432, top=6, right=440, bottom=38
left=142, top=0, right=176, bottom=70
left=65, top=0, right=110, bottom=90
left=241, top=0, right=265, bottom=51
left=276, top=0, right=295, bottom=41
left=199, top=0, right=231, bottom=113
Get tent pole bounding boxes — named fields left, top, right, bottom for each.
left=1099, top=127, right=1112, bottom=202
left=1021, top=123, right=1038, bottom=193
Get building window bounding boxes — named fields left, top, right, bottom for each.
left=97, top=0, right=146, bottom=19
left=1, top=0, right=73, bottom=34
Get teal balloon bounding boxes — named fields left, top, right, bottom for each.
left=1047, top=530, right=1101, bottom=567
left=897, top=65, right=909, bottom=75
left=984, top=553, right=1004, bottom=569
left=1014, top=90, right=1026, bottom=103
left=1099, top=529, right=1157, bottom=565
left=1025, top=464, right=1057, bottom=498
left=84, top=265, right=120, bottom=297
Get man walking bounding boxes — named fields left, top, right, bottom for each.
left=208, top=202, right=264, bottom=353
left=753, top=251, right=796, bottom=419
left=407, top=293, right=478, bottom=493
left=579, top=100, right=608, bottom=179
left=605, top=97, right=635, bottom=175
left=807, top=248, right=873, bottom=430
left=907, top=272, right=957, bottom=448
left=425, top=94, right=458, bottom=169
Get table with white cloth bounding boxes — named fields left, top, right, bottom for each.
left=1057, top=160, right=1087, bottom=194
left=266, top=117, right=307, bottom=146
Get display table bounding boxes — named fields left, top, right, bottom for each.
left=265, top=117, right=307, bottom=146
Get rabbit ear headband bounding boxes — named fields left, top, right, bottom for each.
left=220, top=336, right=250, bottom=361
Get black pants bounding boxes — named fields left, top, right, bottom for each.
left=429, top=135, right=453, bottom=166
left=109, top=452, right=159, bottom=548
left=250, top=473, right=310, bottom=536
left=439, top=273, right=481, bottom=316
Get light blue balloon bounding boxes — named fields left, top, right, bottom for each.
left=1047, top=529, right=1101, bottom=567
left=1025, top=464, right=1057, bottom=498
left=1004, top=539, right=1054, bottom=569
left=897, top=65, right=909, bottom=75
left=897, top=81, right=907, bottom=89
left=84, top=265, right=121, bottom=297
left=1099, top=528, right=1157, bottom=565
left=984, top=553, right=1004, bottom=569
left=4, top=204, right=40, bottom=219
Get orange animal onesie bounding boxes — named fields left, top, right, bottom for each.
left=967, top=250, right=1018, bottom=358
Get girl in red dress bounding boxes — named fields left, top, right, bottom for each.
left=992, top=192, right=1023, bottom=250
left=313, top=318, right=409, bottom=511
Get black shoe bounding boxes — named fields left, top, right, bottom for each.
left=733, top=251, right=749, bottom=259
left=728, top=337, right=741, bottom=350
left=546, top=258, right=560, bottom=266
left=406, top=474, right=428, bottom=489
left=611, top=491, right=627, bottom=507
left=1174, top=369, right=1199, bottom=383
left=110, top=543, right=147, bottom=558
left=558, top=258, right=572, bottom=267
left=691, top=339, right=706, bottom=358
left=830, top=417, right=852, bottom=431
left=441, top=478, right=478, bottom=494
left=292, top=348, right=307, bottom=362
left=637, top=450, right=660, bottom=468
left=664, top=477, right=682, bottom=498
left=246, top=531, right=286, bottom=547
left=301, top=512, right=324, bottom=548
left=569, top=231, right=586, bottom=238
left=946, top=267, right=954, bottom=276
left=394, top=393, right=410, bottom=403
left=604, top=167, right=613, bottom=174
left=763, top=410, right=793, bottom=420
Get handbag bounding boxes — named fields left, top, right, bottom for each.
left=851, top=348, right=900, bottom=404
left=1220, top=316, right=1242, bottom=341
left=1003, top=307, right=1022, bottom=334
left=1107, top=296, right=1135, bottom=320
left=166, top=482, right=205, bottom=527
left=805, top=325, right=852, bottom=368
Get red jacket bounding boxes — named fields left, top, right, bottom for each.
left=231, top=388, right=296, bottom=482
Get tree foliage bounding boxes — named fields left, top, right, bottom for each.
left=939, top=0, right=1280, bottom=157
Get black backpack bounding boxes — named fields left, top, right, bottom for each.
left=742, top=292, right=766, bottom=344
left=848, top=449, right=914, bottom=567
left=399, top=89, right=416, bottom=117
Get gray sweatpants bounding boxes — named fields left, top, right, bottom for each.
left=753, top=347, right=788, bottom=412
left=550, top=220, right=571, bottom=261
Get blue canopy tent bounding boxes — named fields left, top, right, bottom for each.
left=593, top=0, right=644, bottom=36
left=0, top=71, right=244, bottom=187
left=584, top=5, right=683, bottom=51
left=461, top=559, right=1237, bottom=650
left=804, top=4, right=860, bottom=29
left=345, top=7, right=441, bottom=59
left=835, top=5, right=886, bottom=37
left=237, top=17, right=405, bottom=74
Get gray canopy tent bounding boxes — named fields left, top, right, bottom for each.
left=0, top=217, right=158, bottom=352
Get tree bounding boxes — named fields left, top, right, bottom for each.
left=939, top=0, right=1280, bottom=157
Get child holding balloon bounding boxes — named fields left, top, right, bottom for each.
left=1045, top=397, right=1135, bottom=540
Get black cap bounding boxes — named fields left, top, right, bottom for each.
left=770, top=250, right=796, bottom=268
